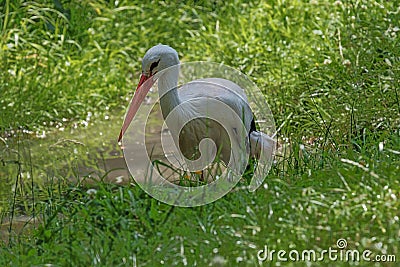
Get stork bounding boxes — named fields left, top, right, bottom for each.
left=118, top=44, right=274, bottom=181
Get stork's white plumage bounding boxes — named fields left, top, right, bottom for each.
left=119, top=44, right=274, bottom=174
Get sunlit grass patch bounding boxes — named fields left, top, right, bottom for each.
left=0, top=0, right=399, bottom=266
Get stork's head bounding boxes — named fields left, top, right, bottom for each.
left=118, top=44, right=179, bottom=142
left=141, top=44, right=179, bottom=77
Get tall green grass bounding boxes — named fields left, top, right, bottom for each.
left=0, top=0, right=399, bottom=266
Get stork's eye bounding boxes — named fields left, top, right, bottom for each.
left=150, top=59, right=160, bottom=74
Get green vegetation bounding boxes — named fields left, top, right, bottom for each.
left=1, top=0, right=399, bottom=266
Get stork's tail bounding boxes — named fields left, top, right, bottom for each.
left=249, top=131, right=275, bottom=162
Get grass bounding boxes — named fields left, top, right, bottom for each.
left=0, top=0, right=399, bottom=266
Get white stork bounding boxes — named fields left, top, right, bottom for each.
left=118, top=44, right=274, bottom=180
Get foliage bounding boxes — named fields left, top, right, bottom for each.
left=0, top=0, right=399, bottom=266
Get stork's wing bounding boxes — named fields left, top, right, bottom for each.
left=178, top=78, right=253, bottom=133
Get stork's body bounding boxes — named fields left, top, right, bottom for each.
left=161, top=77, right=254, bottom=165
left=119, top=45, right=273, bottom=173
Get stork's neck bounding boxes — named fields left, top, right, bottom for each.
left=158, top=67, right=180, bottom=119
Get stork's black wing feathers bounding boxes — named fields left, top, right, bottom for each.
left=249, top=118, right=257, bottom=134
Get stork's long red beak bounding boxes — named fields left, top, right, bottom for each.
left=118, top=74, right=155, bottom=142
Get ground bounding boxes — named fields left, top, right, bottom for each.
left=0, top=0, right=399, bottom=266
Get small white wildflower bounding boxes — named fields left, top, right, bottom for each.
left=8, top=69, right=16, bottom=76
left=313, top=29, right=323, bottom=35
left=86, top=188, right=97, bottom=195
left=378, top=142, right=384, bottom=152
left=37, top=131, right=46, bottom=138
left=342, top=59, right=351, bottom=67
